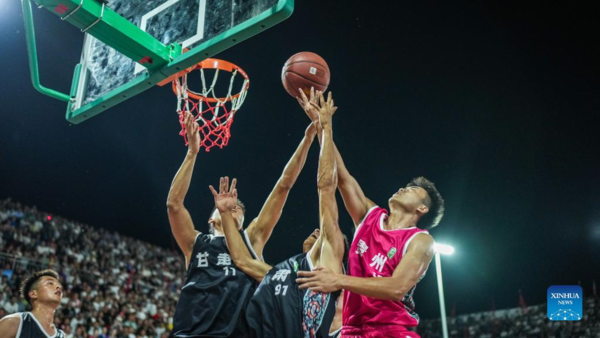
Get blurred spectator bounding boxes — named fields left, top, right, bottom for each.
left=0, top=199, right=183, bottom=338
left=418, top=298, right=600, bottom=337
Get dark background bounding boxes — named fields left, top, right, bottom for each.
left=1, top=1, right=599, bottom=319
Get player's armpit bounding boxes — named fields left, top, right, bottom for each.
left=167, top=203, right=200, bottom=267
left=0, top=314, right=21, bottom=338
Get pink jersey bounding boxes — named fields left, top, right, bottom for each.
left=342, top=206, right=430, bottom=331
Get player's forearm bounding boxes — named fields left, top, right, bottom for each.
left=221, top=212, right=255, bottom=264
left=222, top=212, right=271, bottom=281
left=317, top=124, right=336, bottom=191
left=337, top=275, right=407, bottom=302
left=167, top=151, right=198, bottom=209
left=278, top=123, right=316, bottom=190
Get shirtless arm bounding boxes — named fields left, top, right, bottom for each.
left=298, top=89, right=376, bottom=227
left=309, top=92, right=344, bottom=274
left=245, top=123, right=317, bottom=259
left=166, top=113, right=202, bottom=268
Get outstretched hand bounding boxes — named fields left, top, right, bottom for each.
left=209, top=177, right=238, bottom=213
left=297, top=87, right=321, bottom=123
left=183, top=112, right=200, bottom=154
left=296, top=266, right=341, bottom=293
left=311, top=91, right=337, bottom=127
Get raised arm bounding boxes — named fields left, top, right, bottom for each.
left=245, top=122, right=317, bottom=259
left=210, top=177, right=273, bottom=282
left=297, top=233, right=435, bottom=301
left=310, top=92, right=344, bottom=274
left=298, top=89, right=375, bottom=227
left=166, top=113, right=201, bottom=267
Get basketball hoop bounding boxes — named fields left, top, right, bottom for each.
left=169, top=59, right=250, bottom=152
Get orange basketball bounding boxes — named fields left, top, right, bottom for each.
left=281, top=52, right=330, bottom=98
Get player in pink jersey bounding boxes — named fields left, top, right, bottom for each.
left=295, top=94, right=445, bottom=337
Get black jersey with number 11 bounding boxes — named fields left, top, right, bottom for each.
left=173, top=230, right=259, bottom=338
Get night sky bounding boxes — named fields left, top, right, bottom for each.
left=1, top=1, right=599, bottom=319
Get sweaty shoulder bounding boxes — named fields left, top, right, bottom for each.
left=406, top=232, right=435, bottom=255
left=0, top=313, right=22, bottom=338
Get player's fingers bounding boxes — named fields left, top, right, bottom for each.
left=209, top=185, right=218, bottom=197
left=313, top=266, right=325, bottom=271
left=309, top=101, right=320, bottom=112
left=299, top=282, right=319, bottom=290
left=327, top=91, right=332, bottom=104
left=220, top=177, right=225, bottom=193
left=296, top=271, right=315, bottom=277
left=224, top=177, right=230, bottom=193
left=299, top=88, right=308, bottom=103
left=233, top=189, right=238, bottom=199
left=230, top=178, right=237, bottom=193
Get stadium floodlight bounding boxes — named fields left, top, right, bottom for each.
left=435, top=243, right=455, bottom=255
left=434, top=243, right=455, bottom=338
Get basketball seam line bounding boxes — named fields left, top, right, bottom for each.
left=284, top=60, right=329, bottom=71
left=285, top=71, right=330, bottom=87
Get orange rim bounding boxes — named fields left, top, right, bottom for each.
left=164, top=58, right=249, bottom=103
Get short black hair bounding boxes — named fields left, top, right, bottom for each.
left=407, top=177, right=445, bottom=229
left=210, top=199, right=246, bottom=217
left=20, top=269, right=59, bottom=305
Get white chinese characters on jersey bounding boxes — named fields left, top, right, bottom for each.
left=272, top=269, right=292, bottom=282
left=197, top=252, right=209, bottom=268
left=369, top=253, right=387, bottom=273
left=356, top=239, right=369, bottom=256
left=216, top=253, right=232, bottom=266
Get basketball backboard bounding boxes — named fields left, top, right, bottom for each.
left=61, top=0, right=293, bottom=123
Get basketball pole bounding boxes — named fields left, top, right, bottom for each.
left=435, top=251, right=449, bottom=338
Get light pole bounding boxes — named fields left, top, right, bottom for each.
left=434, top=243, right=454, bottom=338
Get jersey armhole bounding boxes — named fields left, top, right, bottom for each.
left=402, top=231, right=431, bottom=256
left=353, top=205, right=379, bottom=240
left=16, top=313, right=24, bottom=338
left=243, top=229, right=263, bottom=261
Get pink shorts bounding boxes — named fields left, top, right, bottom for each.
left=342, top=325, right=420, bottom=338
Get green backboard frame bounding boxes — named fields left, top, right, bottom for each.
left=22, top=0, right=294, bottom=124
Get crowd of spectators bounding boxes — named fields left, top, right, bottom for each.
left=418, top=299, right=600, bottom=337
left=0, top=198, right=185, bottom=338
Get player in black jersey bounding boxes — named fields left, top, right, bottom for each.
left=210, top=91, right=345, bottom=338
left=0, top=269, right=66, bottom=338
left=167, top=111, right=319, bottom=337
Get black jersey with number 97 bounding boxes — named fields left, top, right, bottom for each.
left=173, top=230, right=259, bottom=337
left=246, top=252, right=340, bottom=338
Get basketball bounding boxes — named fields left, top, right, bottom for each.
left=281, top=52, right=330, bottom=98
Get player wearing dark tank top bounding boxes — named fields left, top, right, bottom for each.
left=210, top=90, right=345, bottom=338
left=166, top=110, right=318, bottom=337
left=0, top=270, right=66, bottom=338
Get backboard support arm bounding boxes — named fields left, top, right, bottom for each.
left=22, top=0, right=71, bottom=102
